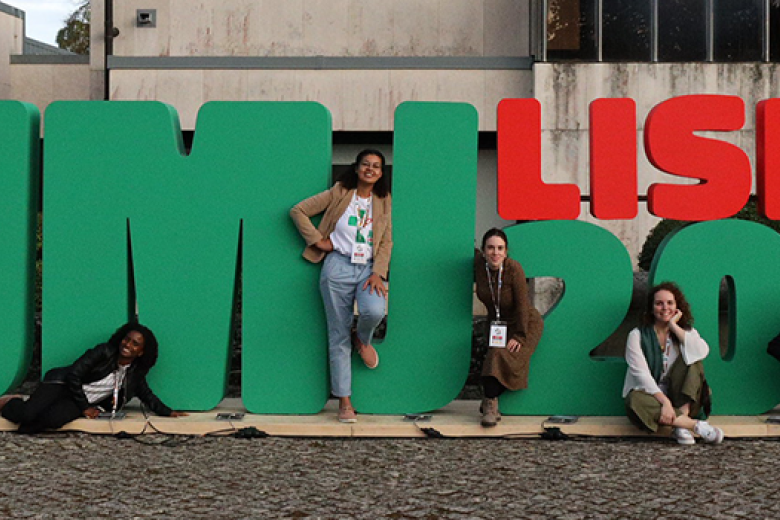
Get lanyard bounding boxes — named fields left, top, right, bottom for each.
left=354, top=195, right=372, bottom=238
left=112, top=366, right=128, bottom=415
left=485, top=262, right=503, bottom=321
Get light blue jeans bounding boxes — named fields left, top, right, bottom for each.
left=319, top=252, right=386, bottom=397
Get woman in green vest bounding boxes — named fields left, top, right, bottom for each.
left=622, top=281, right=723, bottom=445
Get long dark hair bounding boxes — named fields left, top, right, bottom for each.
left=108, top=322, right=159, bottom=374
left=643, top=281, right=694, bottom=330
left=336, top=149, right=390, bottom=198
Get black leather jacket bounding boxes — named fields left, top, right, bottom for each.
left=43, top=343, right=173, bottom=416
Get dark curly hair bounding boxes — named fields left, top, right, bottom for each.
left=108, top=322, right=159, bottom=375
left=336, top=149, right=390, bottom=198
left=643, top=281, right=694, bottom=330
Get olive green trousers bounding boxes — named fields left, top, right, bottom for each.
left=625, top=358, right=705, bottom=433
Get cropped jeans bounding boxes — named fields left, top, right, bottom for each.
left=319, top=252, right=386, bottom=397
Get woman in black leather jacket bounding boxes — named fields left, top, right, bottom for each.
left=0, top=322, right=186, bottom=433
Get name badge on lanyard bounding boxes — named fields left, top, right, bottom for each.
left=351, top=242, right=368, bottom=264
left=489, top=321, right=508, bottom=348
left=486, top=261, right=507, bottom=348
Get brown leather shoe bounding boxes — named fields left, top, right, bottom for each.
left=480, top=397, right=501, bottom=427
left=352, top=333, right=379, bottom=369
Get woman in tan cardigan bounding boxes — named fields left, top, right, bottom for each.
left=474, top=228, right=543, bottom=427
left=290, top=149, right=392, bottom=423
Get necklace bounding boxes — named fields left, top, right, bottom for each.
left=654, top=327, right=668, bottom=352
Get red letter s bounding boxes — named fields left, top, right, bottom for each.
left=645, top=95, right=750, bottom=221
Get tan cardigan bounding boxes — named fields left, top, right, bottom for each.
left=290, top=183, right=393, bottom=278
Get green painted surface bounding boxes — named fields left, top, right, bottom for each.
left=237, top=102, right=331, bottom=414
left=44, top=101, right=331, bottom=411
left=499, top=221, right=633, bottom=415
left=651, top=220, right=780, bottom=414
left=0, top=101, right=39, bottom=393
left=351, top=102, right=478, bottom=413
left=27, top=100, right=780, bottom=415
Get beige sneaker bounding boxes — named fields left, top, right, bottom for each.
left=480, top=397, right=501, bottom=428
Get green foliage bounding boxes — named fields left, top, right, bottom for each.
left=638, top=219, right=688, bottom=271
left=56, top=1, right=90, bottom=55
left=638, top=200, right=780, bottom=271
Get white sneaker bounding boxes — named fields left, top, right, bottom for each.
left=671, top=427, right=695, bottom=445
left=695, top=421, right=724, bottom=444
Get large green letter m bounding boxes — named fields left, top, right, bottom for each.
left=43, top=101, right=332, bottom=410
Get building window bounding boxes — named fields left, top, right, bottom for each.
left=544, top=0, right=775, bottom=63
left=602, top=0, right=651, bottom=61
left=772, top=1, right=780, bottom=61
left=658, top=0, right=707, bottom=62
left=546, top=0, right=597, bottom=61
left=713, top=0, right=763, bottom=61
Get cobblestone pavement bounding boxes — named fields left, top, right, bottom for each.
left=1, top=432, right=778, bottom=519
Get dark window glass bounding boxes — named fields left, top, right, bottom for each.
left=603, top=0, right=651, bottom=61
left=771, top=1, right=780, bottom=61
left=546, top=0, right=597, bottom=61
left=658, top=0, right=707, bottom=61
left=714, top=0, right=763, bottom=61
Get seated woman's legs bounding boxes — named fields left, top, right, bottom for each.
left=480, top=377, right=505, bottom=427
left=626, top=360, right=722, bottom=444
left=482, top=376, right=505, bottom=399
left=2, top=383, right=82, bottom=434
left=666, top=359, right=705, bottom=418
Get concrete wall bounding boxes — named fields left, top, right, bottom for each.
left=0, top=0, right=96, bottom=128
left=533, top=62, right=780, bottom=265
left=110, top=68, right=533, bottom=131
left=0, top=6, right=23, bottom=97
left=89, top=0, right=106, bottom=101
left=111, top=0, right=530, bottom=57
left=9, top=63, right=91, bottom=117
left=108, top=0, right=534, bottom=130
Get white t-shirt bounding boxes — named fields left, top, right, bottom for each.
left=82, top=364, right=130, bottom=406
left=330, top=193, right=374, bottom=261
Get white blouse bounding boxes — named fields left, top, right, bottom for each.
left=621, top=327, right=709, bottom=398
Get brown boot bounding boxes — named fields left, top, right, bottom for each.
left=480, top=397, right=501, bottom=427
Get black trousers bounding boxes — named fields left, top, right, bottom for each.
left=1, top=383, right=83, bottom=434
left=482, top=376, right=506, bottom=399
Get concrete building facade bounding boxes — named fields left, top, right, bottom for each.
left=4, top=0, right=780, bottom=263
left=0, top=1, right=93, bottom=132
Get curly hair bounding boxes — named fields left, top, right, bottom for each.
left=643, top=281, right=694, bottom=330
left=336, top=149, right=390, bottom=198
left=108, top=322, right=159, bottom=375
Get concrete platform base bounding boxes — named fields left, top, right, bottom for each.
left=1, top=398, right=779, bottom=438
